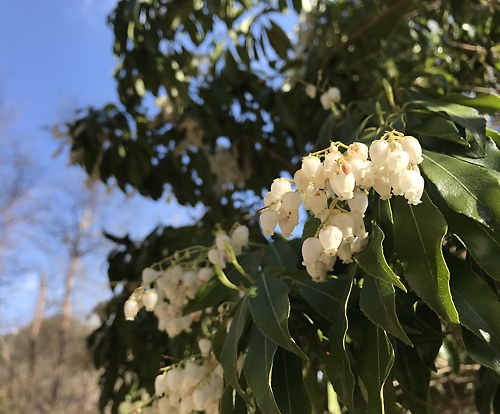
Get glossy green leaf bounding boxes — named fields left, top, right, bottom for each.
left=462, top=327, right=500, bottom=376
left=302, top=216, right=321, bottom=243
left=294, top=278, right=349, bottom=323
left=355, top=223, right=406, bottom=291
left=326, top=278, right=355, bottom=412
left=359, top=276, right=412, bottom=345
left=410, top=115, right=467, bottom=146
left=392, top=194, right=459, bottom=323
left=243, top=324, right=280, bottom=414
left=266, top=20, right=291, bottom=60
left=441, top=202, right=500, bottom=280
left=272, top=347, right=311, bottom=414
left=248, top=273, right=306, bottom=359
left=422, top=151, right=500, bottom=230
left=448, top=256, right=500, bottom=352
left=420, top=100, right=487, bottom=146
left=358, top=322, right=395, bottom=414
left=438, top=93, right=500, bottom=115
left=373, top=198, right=394, bottom=256
left=265, top=241, right=298, bottom=271
left=392, top=343, right=432, bottom=413
left=220, top=296, right=250, bottom=396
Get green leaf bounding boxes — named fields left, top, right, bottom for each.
left=294, top=278, right=349, bottom=323
left=272, top=347, right=312, bottom=414
left=440, top=202, right=500, bottom=280
left=354, top=223, right=406, bottom=291
left=220, top=296, right=250, bottom=396
left=392, top=193, right=459, bottom=323
left=358, top=322, right=395, bottom=414
left=183, top=276, right=231, bottom=314
left=438, top=93, right=500, bottom=115
left=420, top=100, right=487, bottom=146
left=326, top=278, right=355, bottom=412
left=248, top=273, right=307, bottom=359
left=302, top=216, right=321, bottom=242
left=487, top=128, right=500, bottom=148
left=243, top=324, right=280, bottom=414
left=266, top=20, right=291, bottom=60
left=359, top=276, right=412, bottom=346
left=422, top=151, right=500, bottom=230
left=410, top=115, right=467, bottom=146
left=462, top=327, right=500, bottom=375
left=448, top=255, right=500, bottom=352
left=265, top=241, right=298, bottom=271
left=392, top=342, right=432, bottom=413
left=373, top=198, right=394, bottom=257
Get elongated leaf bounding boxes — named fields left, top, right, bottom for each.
left=248, top=273, right=306, bottom=359
left=374, top=198, right=394, bottom=257
left=355, top=223, right=406, bottom=291
left=326, top=278, right=355, bottom=412
left=448, top=255, right=500, bottom=352
left=360, top=276, right=412, bottom=345
left=294, top=278, right=349, bottom=323
left=410, top=115, right=467, bottom=146
left=183, top=276, right=231, bottom=314
left=272, top=347, right=311, bottom=414
left=441, top=202, right=500, bottom=280
left=421, top=101, right=487, bottom=146
left=303, top=360, right=325, bottom=414
left=438, top=93, right=500, bottom=115
left=422, top=151, right=500, bottom=230
left=243, top=324, right=280, bottom=414
left=392, top=342, right=432, bottom=414
left=462, top=327, right=500, bottom=375
left=392, top=194, right=459, bottom=323
left=220, top=296, right=250, bottom=396
left=358, top=322, right=395, bottom=414
left=265, top=241, right=298, bottom=271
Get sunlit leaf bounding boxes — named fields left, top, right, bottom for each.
left=392, top=194, right=459, bottom=323
left=422, top=151, right=500, bottom=230
left=355, top=223, right=406, bottom=291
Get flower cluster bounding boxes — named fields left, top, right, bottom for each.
left=124, top=224, right=250, bottom=337
left=153, top=339, right=224, bottom=414
left=259, top=131, right=424, bottom=281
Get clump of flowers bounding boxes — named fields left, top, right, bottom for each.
left=259, top=131, right=424, bottom=281
left=153, top=339, right=224, bottom=414
left=124, top=224, right=250, bottom=337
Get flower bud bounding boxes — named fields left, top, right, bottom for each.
left=124, top=298, right=139, bottom=321
left=305, top=260, right=327, bottom=282
left=143, top=289, right=158, bottom=311
left=270, top=178, right=292, bottom=198
left=319, top=225, right=343, bottom=256
left=347, top=142, right=369, bottom=161
left=281, top=191, right=301, bottom=214
left=260, top=210, right=279, bottom=236
left=302, top=237, right=324, bottom=264
left=369, top=139, right=390, bottom=170
left=401, top=135, right=423, bottom=164
left=198, top=338, right=212, bottom=354
left=348, top=188, right=368, bottom=215
left=302, top=155, right=322, bottom=180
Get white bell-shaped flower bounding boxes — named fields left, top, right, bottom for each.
left=401, top=135, right=423, bottom=164
left=231, top=225, right=249, bottom=255
left=142, top=267, right=160, bottom=285
left=348, top=188, right=368, bottom=215
left=303, top=186, right=328, bottom=217
left=208, top=248, right=227, bottom=268
left=400, top=169, right=425, bottom=205
left=215, top=232, right=231, bottom=251
left=330, top=213, right=355, bottom=243
left=337, top=241, right=353, bottom=263
left=329, top=168, right=356, bottom=200
left=124, top=298, right=139, bottom=321
left=323, top=151, right=341, bottom=174
left=348, top=211, right=367, bottom=237
left=389, top=171, right=404, bottom=196
left=155, top=373, right=169, bottom=396
left=319, top=225, right=343, bottom=256
left=180, top=395, right=195, bottom=413
left=351, top=232, right=369, bottom=254
left=198, top=338, right=212, bottom=355
left=143, top=289, right=158, bottom=311
left=373, top=175, right=392, bottom=200
left=347, top=142, right=369, bottom=161
left=278, top=209, right=299, bottom=238
left=302, top=237, right=324, bottom=264
left=270, top=177, right=292, bottom=198
left=260, top=210, right=279, bottom=236
left=293, top=169, right=310, bottom=193
left=264, top=191, right=281, bottom=211
left=281, top=191, right=301, bottom=215
left=301, top=155, right=322, bottom=180
left=369, top=139, right=390, bottom=170
left=385, top=149, right=410, bottom=174
left=198, top=267, right=213, bottom=284
left=305, top=260, right=327, bottom=282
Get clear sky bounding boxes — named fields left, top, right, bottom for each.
left=0, top=0, right=202, bottom=331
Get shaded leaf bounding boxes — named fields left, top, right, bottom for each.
left=243, top=324, right=280, bottom=414
left=392, top=194, right=459, bottom=323
left=355, top=223, right=406, bottom=291
left=272, top=347, right=311, bottom=414
left=438, top=93, right=500, bottom=115
left=220, top=296, right=250, bottom=396
left=326, top=278, right=355, bottom=412
left=448, top=255, right=500, bottom=352
left=358, top=322, right=395, bottom=414
left=359, top=276, right=412, bottom=345
left=248, top=273, right=306, bottom=359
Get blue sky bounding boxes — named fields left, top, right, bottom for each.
left=0, top=0, right=202, bottom=331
